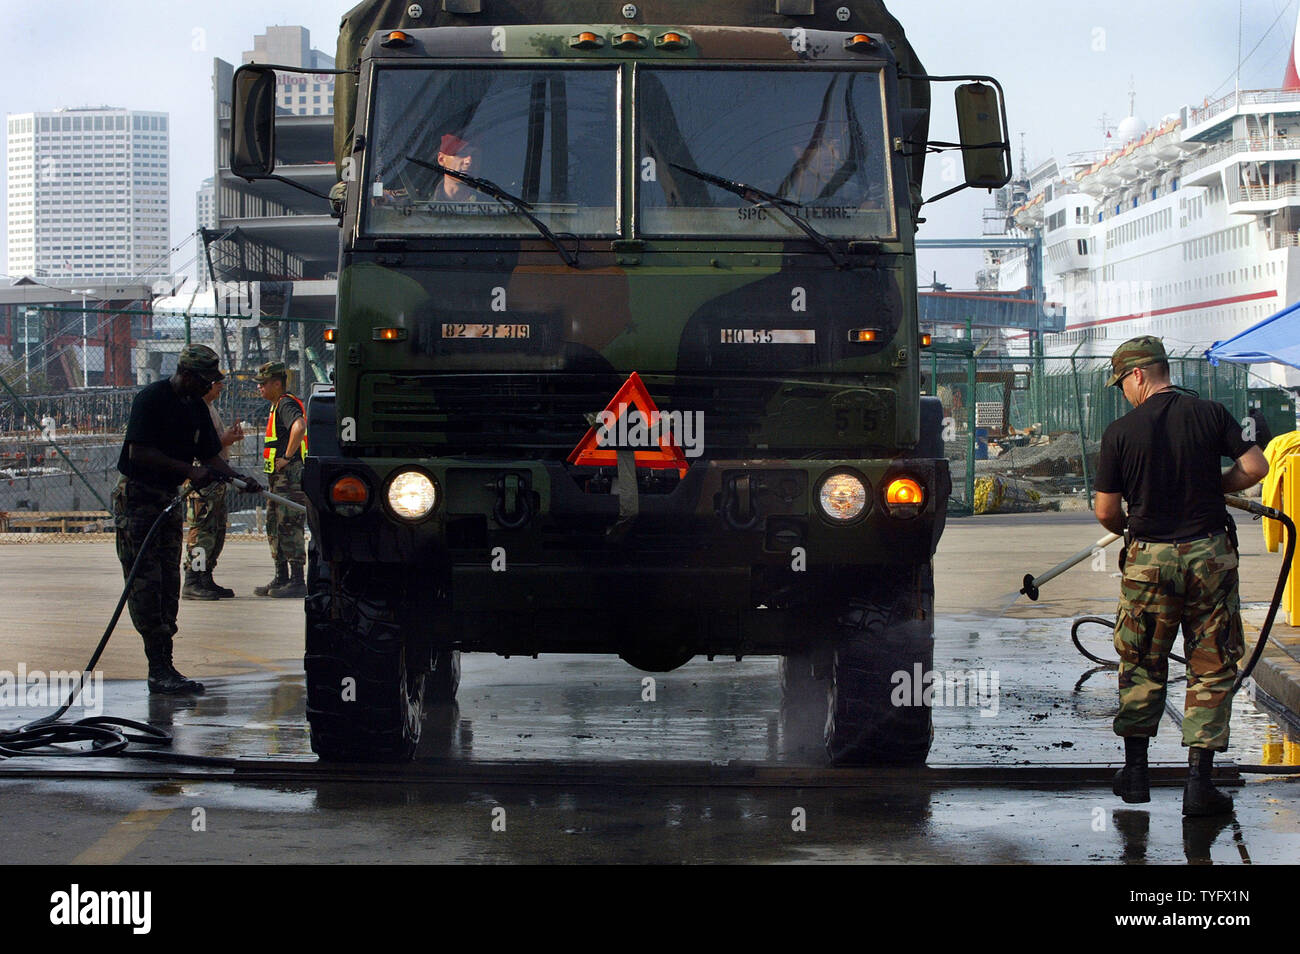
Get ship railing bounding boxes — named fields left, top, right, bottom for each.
left=1227, top=181, right=1300, bottom=204
left=1270, top=230, right=1300, bottom=249
left=1181, top=136, right=1300, bottom=177
left=1188, top=89, right=1300, bottom=127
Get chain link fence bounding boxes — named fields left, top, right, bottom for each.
left=0, top=312, right=331, bottom=540
left=926, top=349, right=1297, bottom=516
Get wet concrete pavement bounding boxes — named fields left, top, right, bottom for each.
left=1, top=614, right=1297, bottom=864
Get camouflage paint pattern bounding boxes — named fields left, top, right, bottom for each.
left=300, top=2, right=955, bottom=656
left=112, top=477, right=183, bottom=648
left=267, top=457, right=308, bottom=564
left=1112, top=534, right=1245, bottom=750
left=184, top=482, right=228, bottom=572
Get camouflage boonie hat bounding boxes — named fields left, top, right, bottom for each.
left=177, top=344, right=223, bottom=382
left=255, top=361, right=289, bottom=383
left=1107, top=335, right=1168, bottom=387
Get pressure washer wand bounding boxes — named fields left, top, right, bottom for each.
left=258, top=488, right=307, bottom=513
left=221, top=474, right=307, bottom=513
left=1020, top=532, right=1122, bottom=601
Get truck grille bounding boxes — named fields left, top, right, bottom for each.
left=361, top=372, right=782, bottom=458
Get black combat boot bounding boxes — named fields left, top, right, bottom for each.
left=203, top=570, right=235, bottom=599
left=254, top=561, right=288, bottom=597
left=1112, top=736, right=1151, bottom=804
left=145, top=640, right=204, bottom=694
left=270, top=561, right=307, bottom=599
left=1183, top=748, right=1234, bottom=816
left=182, top=568, right=218, bottom=601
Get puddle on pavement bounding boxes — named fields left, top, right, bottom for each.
left=1, top=615, right=1297, bottom=772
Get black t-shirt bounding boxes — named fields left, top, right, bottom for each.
left=117, top=379, right=221, bottom=489
left=275, top=394, right=304, bottom=435
left=1095, top=390, right=1254, bottom=541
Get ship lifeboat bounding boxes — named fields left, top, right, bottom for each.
left=1078, top=175, right=1107, bottom=197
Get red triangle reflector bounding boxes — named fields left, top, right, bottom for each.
left=567, top=372, right=689, bottom=476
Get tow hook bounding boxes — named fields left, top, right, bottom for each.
left=721, top=474, right=762, bottom=531
left=493, top=473, right=534, bottom=529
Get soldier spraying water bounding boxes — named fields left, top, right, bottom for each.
left=1094, top=336, right=1270, bottom=816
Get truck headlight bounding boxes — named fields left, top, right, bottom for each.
left=386, top=469, right=438, bottom=521
left=816, top=470, right=869, bottom=523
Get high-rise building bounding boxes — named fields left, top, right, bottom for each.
left=195, top=176, right=215, bottom=281
left=243, top=25, right=336, bottom=117
left=5, top=107, right=170, bottom=285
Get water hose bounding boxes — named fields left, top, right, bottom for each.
left=0, top=472, right=283, bottom=759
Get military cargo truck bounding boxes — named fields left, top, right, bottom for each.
left=230, top=0, right=1010, bottom=763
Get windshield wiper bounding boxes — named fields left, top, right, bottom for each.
left=405, top=155, right=579, bottom=268
left=668, top=162, right=847, bottom=268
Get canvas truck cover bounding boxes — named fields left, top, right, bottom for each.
left=332, top=0, right=930, bottom=197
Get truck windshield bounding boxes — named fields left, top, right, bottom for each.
left=637, top=68, right=895, bottom=241
left=365, top=67, right=619, bottom=237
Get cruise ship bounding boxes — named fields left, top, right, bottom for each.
left=985, top=18, right=1300, bottom=390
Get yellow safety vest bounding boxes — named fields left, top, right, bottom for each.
left=263, top=393, right=308, bottom=474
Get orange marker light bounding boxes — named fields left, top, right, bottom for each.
left=323, top=328, right=336, bottom=343
left=655, top=31, right=690, bottom=49
left=886, top=478, right=924, bottom=507
left=844, top=34, right=877, bottom=51
left=570, top=31, right=604, bottom=48
left=921, top=333, right=932, bottom=347
left=331, top=476, right=369, bottom=505
left=848, top=328, right=880, bottom=343
left=381, top=30, right=413, bottom=47
left=372, top=327, right=408, bottom=341
left=615, top=32, right=646, bottom=48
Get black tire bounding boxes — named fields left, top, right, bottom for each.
left=304, top=552, right=425, bottom=762
left=424, top=650, right=461, bottom=705
left=824, top=564, right=935, bottom=765
left=778, top=648, right=833, bottom=758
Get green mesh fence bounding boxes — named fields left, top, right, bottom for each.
left=925, top=351, right=1292, bottom=515
left=0, top=314, right=332, bottom=536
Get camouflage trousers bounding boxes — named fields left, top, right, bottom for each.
left=1112, top=532, right=1245, bottom=751
left=267, top=457, right=307, bottom=564
left=112, top=477, right=184, bottom=648
left=184, top=481, right=228, bottom=572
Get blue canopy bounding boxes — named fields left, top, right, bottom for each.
left=1207, top=300, right=1300, bottom=370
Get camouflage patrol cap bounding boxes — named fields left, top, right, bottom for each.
left=177, top=344, right=223, bottom=382
left=255, top=361, right=289, bottom=383
left=1107, top=336, right=1168, bottom=387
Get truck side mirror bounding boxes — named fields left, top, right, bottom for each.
left=955, top=82, right=1011, bottom=189
left=231, top=65, right=278, bottom=180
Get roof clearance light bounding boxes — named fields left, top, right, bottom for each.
left=614, top=32, right=647, bottom=49
left=330, top=475, right=369, bottom=517
left=817, top=472, right=869, bottom=523
left=848, top=328, right=880, bottom=343
left=372, top=328, right=408, bottom=341
left=381, top=30, right=414, bottom=47
left=655, top=31, right=690, bottom=50
left=570, top=31, right=605, bottom=49
left=886, top=477, right=924, bottom=508
left=845, top=34, right=876, bottom=51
